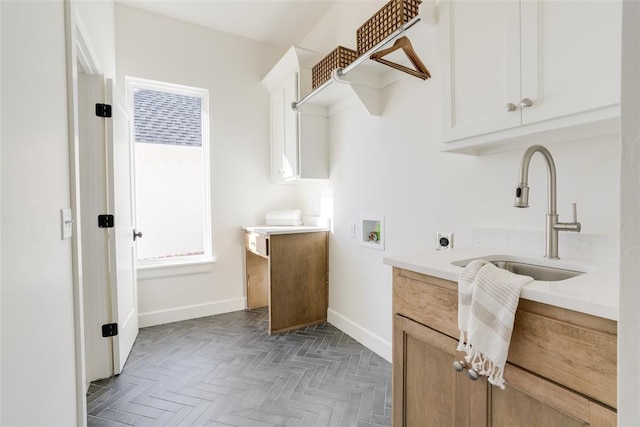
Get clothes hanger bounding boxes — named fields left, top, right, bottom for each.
left=370, top=36, right=431, bottom=80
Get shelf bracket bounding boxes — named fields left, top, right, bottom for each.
left=332, top=68, right=382, bottom=115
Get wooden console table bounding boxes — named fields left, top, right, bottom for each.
left=243, top=227, right=328, bottom=334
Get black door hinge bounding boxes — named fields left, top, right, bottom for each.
left=98, top=214, right=114, bottom=228
left=95, top=103, right=112, bottom=118
left=102, top=323, right=118, bottom=337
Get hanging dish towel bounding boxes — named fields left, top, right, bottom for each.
left=457, top=260, right=533, bottom=389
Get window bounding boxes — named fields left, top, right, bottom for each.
left=127, top=78, right=211, bottom=266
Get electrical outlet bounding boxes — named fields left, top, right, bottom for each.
left=349, top=223, right=356, bottom=238
left=436, top=232, right=453, bottom=250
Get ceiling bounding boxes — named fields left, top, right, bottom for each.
left=116, top=0, right=339, bottom=48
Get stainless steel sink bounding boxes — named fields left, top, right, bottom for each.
left=452, top=257, right=586, bottom=282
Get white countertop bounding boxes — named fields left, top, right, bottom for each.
left=383, top=247, right=619, bottom=321
left=243, top=225, right=329, bottom=236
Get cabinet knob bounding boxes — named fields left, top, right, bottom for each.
left=467, top=369, right=479, bottom=381
left=453, top=360, right=466, bottom=372
left=505, top=103, right=517, bottom=112
left=520, top=98, right=533, bottom=108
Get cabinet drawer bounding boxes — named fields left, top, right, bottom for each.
left=392, top=268, right=459, bottom=339
left=509, top=300, right=617, bottom=409
left=244, top=232, right=269, bottom=258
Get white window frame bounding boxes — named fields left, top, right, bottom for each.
left=126, top=76, right=213, bottom=268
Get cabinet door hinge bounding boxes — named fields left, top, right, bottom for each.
left=95, top=103, right=112, bottom=118
left=101, top=323, right=118, bottom=337
left=98, top=214, right=114, bottom=228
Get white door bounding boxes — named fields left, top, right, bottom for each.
left=105, top=79, right=139, bottom=374
left=80, top=75, right=138, bottom=379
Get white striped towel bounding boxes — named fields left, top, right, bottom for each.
left=457, top=260, right=533, bottom=389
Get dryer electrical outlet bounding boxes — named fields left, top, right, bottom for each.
left=436, top=232, right=453, bottom=250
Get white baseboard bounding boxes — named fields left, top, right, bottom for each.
left=138, top=298, right=247, bottom=328
left=327, top=309, right=392, bottom=362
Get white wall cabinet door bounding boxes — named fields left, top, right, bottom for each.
left=270, top=72, right=299, bottom=181
left=270, top=77, right=286, bottom=180
left=520, top=0, right=621, bottom=125
left=282, top=73, right=299, bottom=179
left=441, top=0, right=522, bottom=142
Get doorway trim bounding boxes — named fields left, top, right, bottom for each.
left=64, top=1, right=103, bottom=424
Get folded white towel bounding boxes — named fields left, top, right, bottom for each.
left=264, top=218, right=303, bottom=226
left=265, top=209, right=302, bottom=226
left=457, top=261, right=533, bottom=389
left=265, top=209, right=302, bottom=220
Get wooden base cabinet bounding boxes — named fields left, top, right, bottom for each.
left=245, top=231, right=328, bottom=334
left=392, top=267, right=617, bottom=426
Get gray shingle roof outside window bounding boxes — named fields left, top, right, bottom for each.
left=133, top=89, right=202, bottom=147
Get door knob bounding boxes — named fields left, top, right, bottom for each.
left=505, top=103, right=517, bottom=112
left=520, top=98, right=533, bottom=108
left=133, top=230, right=143, bottom=241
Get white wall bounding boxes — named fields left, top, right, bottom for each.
left=619, top=0, right=640, bottom=423
left=297, top=2, right=621, bottom=360
left=114, top=4, right=299, bottom=326
left=1, top=1, right=78, bottom=425
left=0, top=1, right=3, bottom=422
left=74, top=0, right=116, bottom=78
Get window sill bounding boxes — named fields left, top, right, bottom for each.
left=137, top=256, right=217, bottom=280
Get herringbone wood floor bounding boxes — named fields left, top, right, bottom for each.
left=87, top=308, right=392, bottom=426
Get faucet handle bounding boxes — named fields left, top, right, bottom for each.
left=554, top=203, right=581, bottom=233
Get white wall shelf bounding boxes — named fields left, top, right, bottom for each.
left=292, top=3, right=437, bottom=117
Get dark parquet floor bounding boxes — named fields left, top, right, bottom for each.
left=87, top=308, right=392, bottom=426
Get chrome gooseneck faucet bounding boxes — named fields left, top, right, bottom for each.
left=514, top=145, right=581, bottom=259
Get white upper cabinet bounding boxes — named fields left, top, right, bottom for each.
left=269, top=73, right=298, bottom=180
left=440, top=0, right=621, bottom=155
left=262, top=47, right=328, bottom=182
